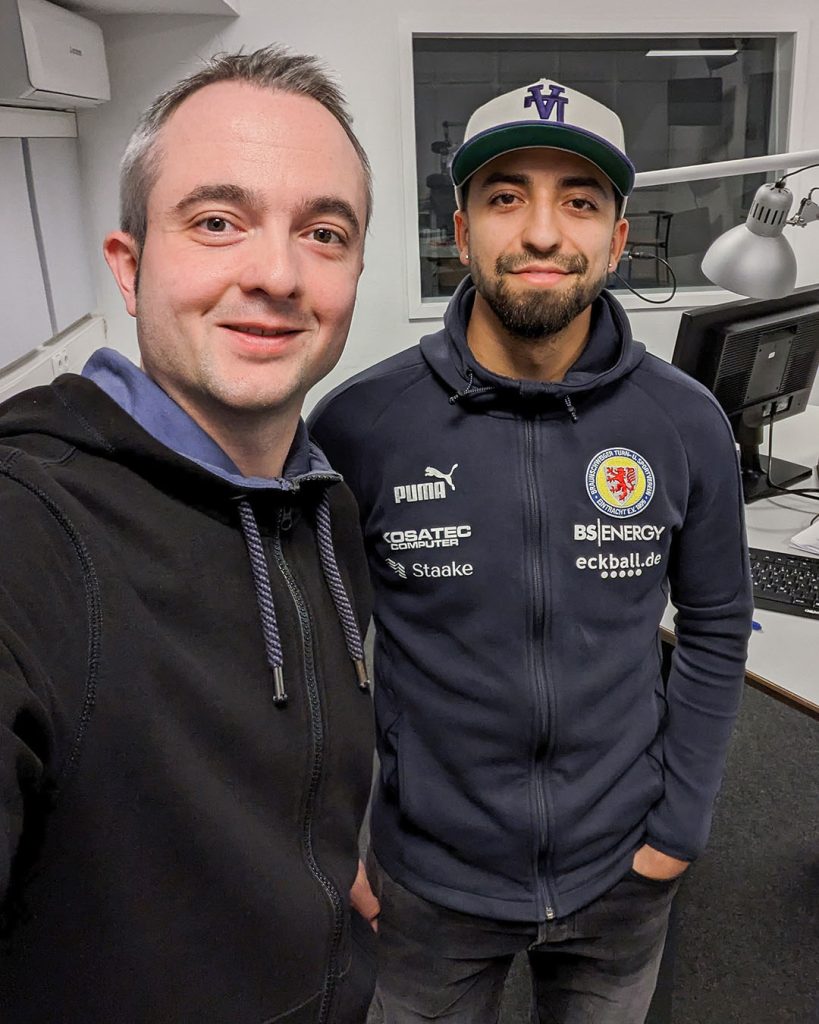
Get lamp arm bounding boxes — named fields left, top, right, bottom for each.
left=634, top=149, right=819, bottom=189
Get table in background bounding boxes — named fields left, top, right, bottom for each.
left=662, top=407, right=819, bottom=720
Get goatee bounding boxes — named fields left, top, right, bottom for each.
left=471, top=249, right=608, bottom=341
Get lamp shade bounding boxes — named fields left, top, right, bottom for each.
left=701, top=224, right=798, bottom=299
left=701, top=183, right=797, bottom=299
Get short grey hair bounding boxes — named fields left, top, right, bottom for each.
left=119, top=45, right=373, bottom=249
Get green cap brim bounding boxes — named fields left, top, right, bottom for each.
left=451, top=122, right=635, bottom=200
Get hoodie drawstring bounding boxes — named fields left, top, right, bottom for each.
left=449, top=369, right=495, bottom=405
left=237, top=499, right=288, bottom=706
left=314, top=493, right=371, bottom=692
left=237, top=494, right=371, bottom=707
left=564, top=395, right=578, bottom=423
left=450, top=370, right=579, bottom=418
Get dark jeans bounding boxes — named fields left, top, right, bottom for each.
left=368, top=856, right=679, bottom=1024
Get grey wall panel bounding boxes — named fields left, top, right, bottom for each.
left=0, top=138, right=52, bottom=371
left=26, top=136, right=96, bottom=333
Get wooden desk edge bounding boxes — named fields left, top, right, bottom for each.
left=659, top=626, right=819, bottom=723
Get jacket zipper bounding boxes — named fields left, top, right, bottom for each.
left=524, top=416, right=556, bottom=921
left=272, top=509, right=344, bottom=1022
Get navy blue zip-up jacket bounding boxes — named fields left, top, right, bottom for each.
left=309, top=281, right=752, bottom=922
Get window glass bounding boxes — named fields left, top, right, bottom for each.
left=413, top=36, right=784, bottom=301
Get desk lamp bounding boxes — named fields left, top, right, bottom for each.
left=632, top=149, right=819, bottom=300
left=701, top=168, right=819, bottom=299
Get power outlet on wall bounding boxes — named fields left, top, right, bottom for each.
left=0, top=317, right=106, bottom=405
left=51, top=347, right=71, bottom=376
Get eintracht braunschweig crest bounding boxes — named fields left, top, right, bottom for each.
left=585, top=448, right=655, bottom=518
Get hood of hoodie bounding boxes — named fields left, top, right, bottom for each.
left=0, top=348, right=339, bottom=497
left=420, top=277, right=646, bottom=410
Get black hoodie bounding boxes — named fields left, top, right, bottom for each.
left=309, top=281, right=752, bottom=922
left=0, top=370, right=374, bottom=1022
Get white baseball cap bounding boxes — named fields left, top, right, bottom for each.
left=451, top=79, right=635, bottom=213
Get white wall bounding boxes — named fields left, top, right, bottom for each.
left=75, top=0, right=819, bottom=408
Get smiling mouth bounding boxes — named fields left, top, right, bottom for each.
left=511, top=266, right=571, bottom=276
left=222, top=324, right=302, bottom=338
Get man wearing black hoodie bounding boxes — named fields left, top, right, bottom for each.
left=0, top=47, right=378, bottom=1022
left=309, top=80, right=753, bottom=1023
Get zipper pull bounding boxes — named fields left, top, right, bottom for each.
left=279, top=506, right=294, bottom=532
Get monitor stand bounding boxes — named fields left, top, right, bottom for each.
left=740, top=446, right=812, bottom=503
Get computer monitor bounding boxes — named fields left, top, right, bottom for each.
left=672, top=285, right=819, bottom=503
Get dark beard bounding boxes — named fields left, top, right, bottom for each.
left=471, top=249, right=607, bottom=341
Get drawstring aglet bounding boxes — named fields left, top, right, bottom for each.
left=272, top=665, right=289, bottom=707
left=564, top=395, right=578, bottom=423
left=354, top=658, right=371, bottom=692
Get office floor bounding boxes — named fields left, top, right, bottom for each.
left=366, top=686, right=819, bottom=1023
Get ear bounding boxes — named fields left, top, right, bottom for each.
left=608, top=218, right=630, bottom=271
left=454, top=209, right=469, bottom=266
left=103, top=231, right=141, bottom=317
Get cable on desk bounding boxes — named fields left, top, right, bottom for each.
left=610, top=252, right=678, bottom=304
left=765, top=412, right=819, bottom=502
left=768, top=496, right=819, bottom=516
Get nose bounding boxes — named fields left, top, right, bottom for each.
left=236, top=227, right=302, bottom=300
left=519, top=198, right=562, bottom=256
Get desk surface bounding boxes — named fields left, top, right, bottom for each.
left=662, top=408, right=819, bottom=720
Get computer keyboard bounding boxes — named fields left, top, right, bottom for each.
left=749, top=547, right=819, bottom=618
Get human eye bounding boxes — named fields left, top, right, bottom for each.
left=489, top=191, right=520, bottom=208
left=310, top=226, right=345, bottom=245
left=566, top=196, right=599, bottom=213
left=190, top=212, right=244, bottom=242
left=197, top=216, right=238, bottom=234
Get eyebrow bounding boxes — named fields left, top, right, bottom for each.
left=558, top=175, right=611, bottom=200
left=171, top=183, right=263, bottom=216
left=296, top=196, right=362, bottom=240
left=478, top=171, right=532, bottom=192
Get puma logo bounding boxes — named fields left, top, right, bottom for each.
left=425, top=464, right=458, bottom=491
left=394, top=463, right=460, bottom=504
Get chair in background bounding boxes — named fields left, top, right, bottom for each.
left=625, top=210, right=673, bottom=284
left=624, top=206, right=714, bottom=287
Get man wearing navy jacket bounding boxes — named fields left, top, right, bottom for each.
left=309, top=80, right=752, bottom=1023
